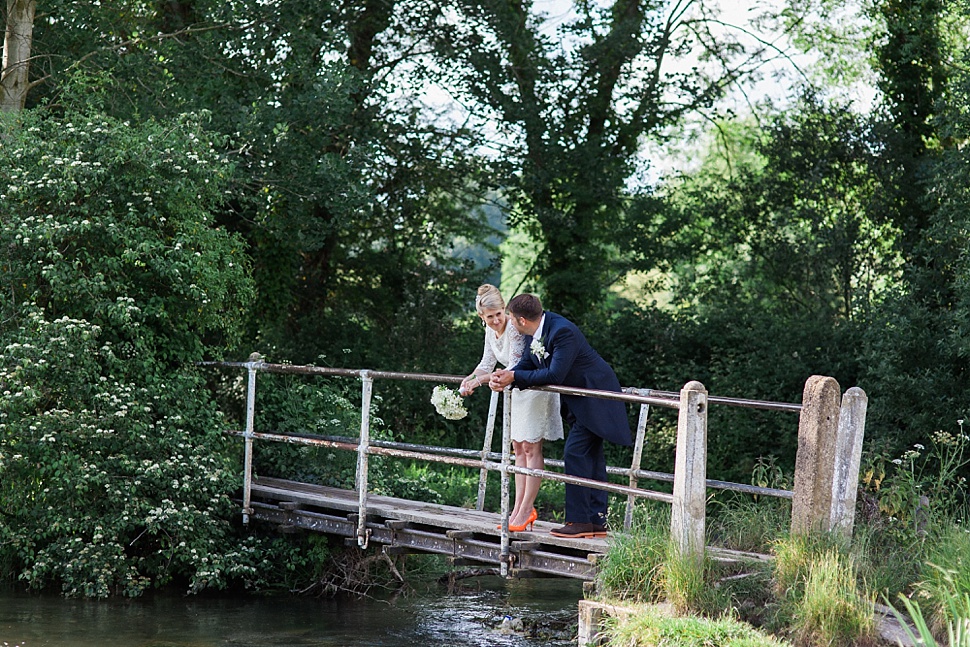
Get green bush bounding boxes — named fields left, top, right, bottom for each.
left=0, top=102, right=300, bottom=597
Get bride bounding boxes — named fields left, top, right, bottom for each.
left=460, top=284, right=563, bottom=531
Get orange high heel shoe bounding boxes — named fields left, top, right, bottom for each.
left=508, top=508, right=538, bottom=533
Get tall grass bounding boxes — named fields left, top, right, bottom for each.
left=771, top=533, right=876, bottom=646
left=795, top=549, right=875, bottom=646
left=707, top=491, right=791, bottom=554
left=910, top=525, right=970, bottom=638
left=596, top=506, right=670, bottom=603
left=891, top=589, right=970, bottom=647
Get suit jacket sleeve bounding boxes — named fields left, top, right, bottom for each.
left=512, top=325, right=580, bottom=388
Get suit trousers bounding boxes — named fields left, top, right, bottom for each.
left=563, top=422, right=609, bottom=525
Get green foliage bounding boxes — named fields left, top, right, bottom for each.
left=911, top=526, right=970, bottom=635
left=662, top=544, right=727, bottom=617
left=849, top=522, right=922, bottom=602
left=709, top=495, right=791, bottom=555
left=773, top=533, right=851, bottom=605
left=0, top=308, right=257, bottom=597
left=606, top=95, right=891, bottom=483
left=770, top=532, right=878, bottom=645
left=0, top=101, right=293, bottom=598
left=0, top=104, right=253, bottom=362
left=794, top=549, right=876, bottom=647
left=244, top=369, right=363, bottom=488
left=891, top=591, right=970, bottom=647
left=860, top=425, right=970, bottom=542
left=604, top=604, right=793, bottom=647
left=596, top=505, right=671, bottom=603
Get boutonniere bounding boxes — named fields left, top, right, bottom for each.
left=530, top=337, right=549, bottom=361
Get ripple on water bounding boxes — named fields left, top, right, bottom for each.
left=0, top=577, right=582, bottom=647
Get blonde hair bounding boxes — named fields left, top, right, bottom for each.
left=475, top=284, right=506, bottom=313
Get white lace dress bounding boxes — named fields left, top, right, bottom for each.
left=475, top=324, right=564, bottom=443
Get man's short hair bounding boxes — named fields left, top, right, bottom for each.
left=508, top=294, right=543, bottom=321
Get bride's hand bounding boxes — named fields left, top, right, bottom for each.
left=459, top=375, right=482, bottom=396
left=489, top=369, right=513, bottom=391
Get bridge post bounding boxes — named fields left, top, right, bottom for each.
left=830, top=387, right=867, bottom=536
left=670, top=381, right=708, bottom=561
left=792, top=377, right=867, bottom=537
left=355, top=371, right=374, bottom=548
left=477, top=390, right=500, bottom=511
left=242, top=352, right=263, bottom=525
left=791, top=375, right=841, bottom=535
left=499, top=389, right=512, bottom=577
left=625, top=393, right=652, bottom=530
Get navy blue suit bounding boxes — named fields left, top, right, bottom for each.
left=511, top=312, right=631, bottom=525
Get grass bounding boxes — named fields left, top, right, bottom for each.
left=604, top=603, right=793, bottom=647
left=890, top=589, right=970, bottom=647
left=596, top=506, right=669, bottom=603
left=911, top=524, right=970, bottom=635
left=794, top=549, right=876, bottom=646
left=598, top=497, right=888, bottom=647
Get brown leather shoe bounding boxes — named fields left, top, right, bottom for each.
left=549, top=522, right=608, bottom=538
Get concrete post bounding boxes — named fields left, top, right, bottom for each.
left=670, top=381, right=708, bottom=560
left=830, top=387, right=868, bottom=536
left=791, top=375, right=842, bottom=535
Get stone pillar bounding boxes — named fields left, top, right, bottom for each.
left=791, top=375, right=842, bottom=535
left=670, top=381, right=708, bottom=560
left=830, top=387, right=868, bottom=536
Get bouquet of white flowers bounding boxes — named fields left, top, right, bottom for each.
left=431, top=385, right=468, bottom=420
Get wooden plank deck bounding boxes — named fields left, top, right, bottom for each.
left=246, top=476, right=609, bottom=579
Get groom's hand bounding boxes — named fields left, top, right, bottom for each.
left=489, top=369, right=514, bottom=391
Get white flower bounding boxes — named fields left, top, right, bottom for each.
left=530, top=337, right=548, bottom=361
left=431, top=386, right=468, bottom=420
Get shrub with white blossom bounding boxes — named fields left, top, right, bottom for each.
left=0, top=103, right=306, bottom=597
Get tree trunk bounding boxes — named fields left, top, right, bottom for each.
left=1, top=0, right=35, bottom=112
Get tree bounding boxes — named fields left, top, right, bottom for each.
left=25, top=1, right=492, bottom=366
left=424, top=0, right=778, bottom=321
left=1, top=0, right=36, bottom=112
left=872, top=0, right=948, bottom=265
left=605, top=94, right=891, bottom=481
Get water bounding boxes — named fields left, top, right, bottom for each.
left=0, top=576, right=583, bottom=646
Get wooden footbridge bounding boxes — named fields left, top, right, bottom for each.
left=247, top=476, right=608, bottom=579
left=204, top=355, right=868, bottom=581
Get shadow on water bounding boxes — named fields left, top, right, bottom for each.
left=0, top=576, right=584, bottom=647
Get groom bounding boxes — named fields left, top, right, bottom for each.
left=489, top=294, right=631, bottom=538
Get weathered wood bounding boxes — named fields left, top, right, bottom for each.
left=247, top=477, right=777, bottom=581
left=510, top=541, right=540, bottom=552
left=248, top=476, right=608, bottom=579
left=792, top=375, right=842, bottom=534
left=251, top=477, right=609, bottom=553
left=670, top=381, right=708, bottom=560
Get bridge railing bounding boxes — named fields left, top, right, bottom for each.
left=204, top=355, right=866, bottom=573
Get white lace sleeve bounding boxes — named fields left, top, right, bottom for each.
left=506, top=323, right=525, bottom=369
left=474, top=329, right=498, bottom=374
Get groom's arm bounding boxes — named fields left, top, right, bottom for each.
left=489, top=342, right=539, bottom=391
left=512, top=327, right=580, bottom=388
